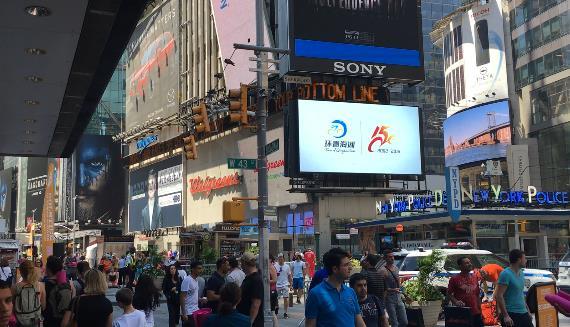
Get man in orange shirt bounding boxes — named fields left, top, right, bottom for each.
left=477, top=263, right=504, bottom=297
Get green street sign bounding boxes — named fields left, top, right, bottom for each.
left=265, top=139, right=279, bottom=156
left=227, top=158, right=257, bottom=170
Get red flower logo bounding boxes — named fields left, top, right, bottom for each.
left=368, top=125, right=394, bottom=152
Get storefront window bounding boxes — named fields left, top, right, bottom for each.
left=476, top=221, right=507, bottom=237
left=548, top=238, right=570, bottom=259
left=477, top=238, right=509, bottom=256
left=541, top=220, right=570, bottom=236
left=447, top=221, right=471, bottom=240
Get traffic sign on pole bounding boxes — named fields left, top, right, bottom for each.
left=227, top=158, right=257, bottom=169
left=265, top=139, right=279, bottom=156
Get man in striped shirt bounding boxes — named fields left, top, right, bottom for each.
left=361, top=254, right=388, bottom=327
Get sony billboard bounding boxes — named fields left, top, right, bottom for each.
left=443, top=0, right=508, bottom=117
left=279, top=0, right=424, bottom=82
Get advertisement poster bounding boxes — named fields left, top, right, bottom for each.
left=297, top=100, right=422, bottom=174
left=128, top=156, right=183, bottom=232
left=444, top=0, right=508, bottom=116
left=0, top=169, right=12, bottom=221
left=41, top=160, right=57, bottom=267
left=286, top=210, right=315, bottom=235
left=75, top=135, right=124, bottom=225
left=444, top=100, right=511, bottom=167
left=289, top=0, right=423, bottom=81
left=125, top=0, right=179, bottom=130
left=26, top=158, right=48, bottom=223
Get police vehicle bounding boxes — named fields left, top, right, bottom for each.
left=398, top=243, right=556, bottom=292
left=557, top=251, right=570, bottom=292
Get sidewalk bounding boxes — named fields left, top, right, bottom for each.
left=274, top=298, right=306, bottom=327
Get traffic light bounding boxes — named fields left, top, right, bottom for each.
left=191, top=103, right=210, bottom=133
left=183, top=135, right=197, bottom=160
left=223, top=200, right=245, bottom=223
left=228, top=84, right=248, bottom=125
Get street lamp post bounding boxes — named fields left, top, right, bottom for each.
left=290, top=204, right=297, bottom=254
left=72, top=196, right=79, bottom=252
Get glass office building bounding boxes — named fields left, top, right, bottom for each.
left=510, top=0, right=570, bottom=191
left=389, top=0, right=461, bottom=175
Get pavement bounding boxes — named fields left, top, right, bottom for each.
left=105, top=288, right=570, bottom=326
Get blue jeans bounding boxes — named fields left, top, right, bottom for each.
left=385, top=293, right=408, bottom=327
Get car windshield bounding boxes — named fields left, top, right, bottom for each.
left=561, top=252, right=570, bottom=263
left=400, top=256, right=420, bottom=271
left=475, top=253, right=509, bottom=268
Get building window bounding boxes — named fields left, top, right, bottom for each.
left=510, top=0, right=566, bottom=30
left=530, top=76, right=570, bottom=124
left=515, top=45, right=570, bottom=89
left=536, top=122, right=570, bottom=190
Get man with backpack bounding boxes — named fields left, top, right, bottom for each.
left=43, top=256, right=72, bottom=327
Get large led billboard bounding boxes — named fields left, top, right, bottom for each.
left=285, top=0, right=423, bottom=82
left=443, top=0, right=508, bottom=116
left=128, top=155, right=182, bottom=232
left=297, top=100, right=422, bottom=175
left=444, top=100, right=511, bottom=167
left=75, top=135, right=124, bottom=225
left=26, top=158, right=47, bottom=223
left=125, top=0, right=179, bottom=130
left=0, top=169, right=12, bottom=221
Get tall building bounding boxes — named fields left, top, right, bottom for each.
left=509, top=0, right=570, bottom=191
left=84, top=54, right=127, bottom=136
left=389, top=0, right=462, bottom=175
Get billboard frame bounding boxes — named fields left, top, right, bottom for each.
left=281, top=0, right=425, bottom=83
left=285, top=98, right=425, bottom=180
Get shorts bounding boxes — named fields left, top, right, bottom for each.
left=293, top=277, right=304, bottom=290
left=277, top=287, right=289, bottom=298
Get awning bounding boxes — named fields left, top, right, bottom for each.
left=0, top=240, right=19, bottom=250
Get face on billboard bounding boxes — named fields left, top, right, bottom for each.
left=125, top=0, right=179, bottom=130
left=128, top=156, right=182, bottom=232
left=289, top=0, right=423, bottom=82
left=297, top=100, right=422, bottom=175
left=444, top=100, right=511, bottom=167
left=0, top=169, right=11, bottom=220
left=75, top=135, right=124, bottom=225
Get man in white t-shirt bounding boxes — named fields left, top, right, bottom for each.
left=275, top=253, right=292, bottom=319
left=180, top=261, right=203, bottom=327
left=226, top=256, right=246, bottom=286
left=113, top=288, right=146, bottom=327
left=291, top=253, right=307, bottom=304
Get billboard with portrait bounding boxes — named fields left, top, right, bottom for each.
left=284, top=0, right=423, bottom=82
left=0, top=168, right=12, bottom=221
left=444, top=100, right=511, bottom=167
left=444, top=0, right=508, bottom=116
left=296, top=99, right=423, bottom=175
left=75, top=135, right=125, bottom=225
left=128, top=155, right=183, bottom=232
left=26, top=158, right=47, bottom=223
left=125, top=0, right=179, bottom=130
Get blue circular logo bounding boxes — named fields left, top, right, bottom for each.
left=329, top=120, right=347, bottom=138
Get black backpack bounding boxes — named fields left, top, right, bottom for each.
left=45, top=279, right=72, bottom=320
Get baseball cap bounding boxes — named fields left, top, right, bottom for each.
left=277, top=253, right=284, bottom=258
left=240, top=252, right=257, bottom=266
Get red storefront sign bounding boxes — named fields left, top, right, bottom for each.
left=189, top=172, right=241, bottom=196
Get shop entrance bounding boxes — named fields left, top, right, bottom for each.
left=520, top=237, right=539, bottom=258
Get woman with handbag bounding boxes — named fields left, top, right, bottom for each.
left=61, top=269, right=113, bottom=327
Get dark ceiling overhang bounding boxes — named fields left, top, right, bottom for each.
left=0, top=0, right=148, bottom=158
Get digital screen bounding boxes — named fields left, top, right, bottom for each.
left=286, top=210, right=315, bottom=235
left=297, top=100, right=422, bottom=175
left=289, top=0, right=423, bottom=82
left=444, top=100, right=511, bottom=167
left=26, top=158, right=47, bottom=223
left=128, top=155, right=183, bottom=232
left=0, top=169, right=12, bottom=221
left=75, top=135, right=124, bottom=225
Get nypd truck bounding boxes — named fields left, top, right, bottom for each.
left=399, top=247, right=556, bottom=293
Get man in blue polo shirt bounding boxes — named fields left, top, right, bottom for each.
left=495, top=249, right=533, bottom=327
left=305, top=248, right=366, bottom=327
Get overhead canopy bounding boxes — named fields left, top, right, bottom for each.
left=0, top=0, right=148, bottom=157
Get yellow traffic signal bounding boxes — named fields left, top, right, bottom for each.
left=223, top=200, right=245, bottom=223
left=191, top=103, right=210, bottom=133
left=183, top=135, right=197, bottom=160
left=228, top=84, right=248, bottom=125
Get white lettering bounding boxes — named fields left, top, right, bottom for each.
left=374, top=65, right=386, bottom=75
left=528, top=186, right=537, bottom=203
left=346, top=62, right=360, bottom=74
left=361, top=64, right=373, bottom=75
left=332, top=62, right=388, bottom=76
left=491, top=185, right=501, bottom=200
left=333, top=61, right=345, bottom=73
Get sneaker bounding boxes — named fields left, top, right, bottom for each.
left=283, top=313, right=288, bottom=319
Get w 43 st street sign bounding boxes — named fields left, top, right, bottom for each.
left=228, top=158, right=257, bottom=170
